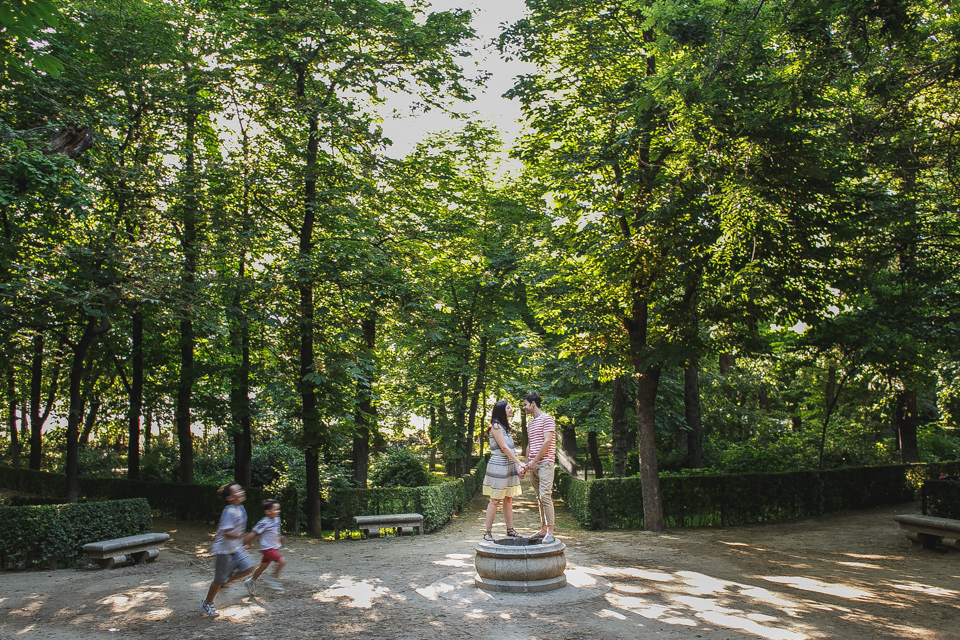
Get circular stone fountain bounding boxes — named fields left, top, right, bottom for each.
left=474, top=537, right=567, bottom=593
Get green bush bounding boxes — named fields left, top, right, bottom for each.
left=330, top=457, right=487, bottom=533
left=555, top=461, right=960, bottom=529
left=0, top=498, right=151, bottom=570
left=923, top=478, right=960, bottom=519
left=369, top=448, right=430, bottom=488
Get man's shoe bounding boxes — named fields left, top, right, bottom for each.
left=527, top=531, right=546, bottom=543
left=200, top=601, right=219, bottom=618
left=266, top=577, right=285, bottom=592
left=542, top=534, right=556, bottom=544
left=244, top=577, right=256, bottom=596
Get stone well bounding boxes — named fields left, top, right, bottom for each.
left=474, top=537, right=567, bottom=593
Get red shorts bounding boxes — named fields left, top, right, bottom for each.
left=260, top=548, right=283, bottom=564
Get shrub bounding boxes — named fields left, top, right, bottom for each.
left=0, top=498, right=151, bottom=570
left=369, top=448, right=429, bottom=488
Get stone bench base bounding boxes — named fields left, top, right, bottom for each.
left=894, top=514, right=960, bottom=552
left=83, top=533, right=170, bottom=568
left=354, top=514, right=423, bottom=539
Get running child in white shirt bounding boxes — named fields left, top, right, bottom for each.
left=244, top=499, right=287, bottom=594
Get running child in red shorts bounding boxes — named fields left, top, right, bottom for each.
left=244, top=499, right=287, bottom=594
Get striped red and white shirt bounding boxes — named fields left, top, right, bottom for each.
left=527, top=411, right=556, bottom=463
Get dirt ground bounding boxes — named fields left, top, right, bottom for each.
left=2, top=478, right=958, bottom=640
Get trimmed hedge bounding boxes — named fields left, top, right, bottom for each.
left=556, top=461, right=960, bottom=529
left=0, top=498, right=151, bottom=570
left=330, top=457, right=487, bottom=533
left=922, top=478, right=960, bottom=519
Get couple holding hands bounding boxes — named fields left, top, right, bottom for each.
left=481, top=392, right=556, bottom=544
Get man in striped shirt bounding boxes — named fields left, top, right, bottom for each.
left=522, top=392, right=556, bottom=544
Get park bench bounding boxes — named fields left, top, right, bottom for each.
left=894, top=514, right=960, bottom=552
left=353, top=513, right=423, bottom=539
left=82, top=532, right=170, bottom=568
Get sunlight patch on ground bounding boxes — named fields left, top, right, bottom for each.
left=605, top=593, right=697, bottom=626
left=719, top=541, right=772, bottom=552
left=697, top=608, right=807, bottom=640
left=565, top=567, right=600, bottom=588
left=465, top=609, right=487, bottom=620
left=596, top=608, right=627, bottom=620
left=15, top=622, right=37, bottom=634
left=313, top=578, right=391, bottom=608
left=836, top=561, right=884, bottom=569
left=96, top=586, right=167, bottom=614
left=587, top=566, right=674, bottom=581
left=890, top=581, right=957, bottom=597
left=843, top=552, right=902, bottom=561
left=761, top=576, right=874, bottom=599
left=434, top=553, right=474, bottom=568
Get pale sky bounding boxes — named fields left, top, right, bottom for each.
left=378, top=0, right=536, bottom=158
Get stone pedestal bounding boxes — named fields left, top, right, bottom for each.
left=474, top=538, right=567, bottom=593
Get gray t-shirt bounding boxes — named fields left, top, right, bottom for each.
left=253, top=516, right=282, bottom=551
left=212, top=504, right=247, bottom=555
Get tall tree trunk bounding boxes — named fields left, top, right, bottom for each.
left=625, top=291, right=664, bottom=531
left=466, top=335, right=488, bottom=461
left=352, top=316, right=377, bottom=488
left=611, top=374, right=631, bottom=477
left=66, top=319, right=108, bottom=503
left=176, top=73, right=199, bottom=485
left=558, top=422, right=578, bottom=477
left=29, top=333, right=60, bottom=470
left=230, top=128, right=253, bottom=487
left=519, top=408, right=528, bottom=458
left=79, top=396, right=101, bottom=447
left=29, top=333, right=44, bottom=470
left=587, top=431, right=603, bottom=479
left=455, top=371, right=470, bottom=477
left=684, top=360, right=704, bottom=468
left=128, top=310, right=143, bottom=479
left=896, top=389, right=919, bottom=463
left=826, top=364, right=836, bottom=412
left=7, top=364, right=19, bottom=467
left=143, top=406, right=153, bottom=450
left=297, top=67, right=322, bottom=534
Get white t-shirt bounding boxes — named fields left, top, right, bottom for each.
left=212, top=505, right=246, bottom=555
left=253, top=516, right=282, bottom=550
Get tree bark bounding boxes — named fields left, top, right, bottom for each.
left=127, top=310, right=143, bottom=479
left=66, top=318, right=109, bottom=503
left=352, top=316, right=377, bottom=488
left=896, top=389, right=919, bottom=463
left=611, top=374, right=631, bottom=477
left=7, top=364, right=19, bottom=467
left=466, top=335, right=488, bottom=462
left=587, top=431, right=603, bottom=479
left=175, top=72, right=199, bottom=485
left=79, top=396, right=101, bottom=447
left=558, top=422, right=578, bottom=477
left=29, top=333, right=60, bottom=470
left=298, top=65, right=322, bottom=534
left=684, top=360, right=704, bottom=468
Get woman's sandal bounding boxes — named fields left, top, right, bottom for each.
left=483, top=531, right=495, bottom=542
left=505, top=528, right=523, bottom=538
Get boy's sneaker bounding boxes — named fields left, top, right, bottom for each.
left=244, top=577, right=256, bottom=596
left=266, top=577, right=285, bottom=592
left=200, top=601, right=219, bottom=618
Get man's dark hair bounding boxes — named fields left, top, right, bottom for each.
left=523, top=392, right=542, bottom=408
left=262, top=499, right=280, bottom=512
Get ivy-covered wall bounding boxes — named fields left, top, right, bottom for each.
left=556, top=461, right=960, bottom=530
left=0, top=498, right=151, bottom=570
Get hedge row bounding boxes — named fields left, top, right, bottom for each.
left=0, top=466, right=287, bottom=525
left=329, top=457, right=488, bottom=533
left=556, top=461, right=960, bottom=529
left=0, top=498, right=151, bottom=570
left=0, top=459, right=488, bottom=535
left=922, top=478, right=960, bottom=519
